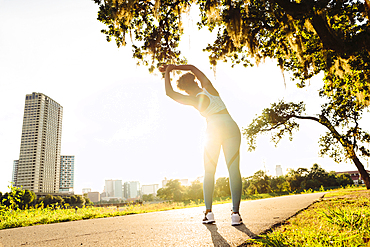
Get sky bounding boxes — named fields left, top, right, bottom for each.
left=0, top=0, right=367, bottom=194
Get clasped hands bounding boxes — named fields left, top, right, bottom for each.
left=159, top=64, right=176, bottom=73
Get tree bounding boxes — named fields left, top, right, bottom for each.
left=336, top=173, right=354, bottom=186
left=241, top=177, right=251, bottom=195
left=185, top=180, right=203, bottom=201
left=156, top=179, right=184, bottom=201
left=142, top=194, right=155, bottom=201
left=39, top=195, right=54, bottom=207
left=20, top=190, right=36, bottom=209
left=93, top=1, right=370, bottom=187
left=247, top=170, right=272, bottom=194
left=214, top=177, right=231, bottom=197
left=270, top=176, right=290, bottom=193
left=286, top=168, right=309, bottom=191
left=0, top=186, right=25, bottom=210
left=244, top=90, right=370, bottom=189
left=93, top=0, right=370, bottom=100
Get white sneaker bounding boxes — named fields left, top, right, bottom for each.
left=202, top=212, right=215, bottom=224
left=231, top=213, right=243, bottom=226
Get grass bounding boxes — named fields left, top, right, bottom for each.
left=0, top=185, right=364, bottom=231
left=244, top=185, right=370, bottom=247
left=0, top=201, right=197, bottom=230
left=0, top=195, right=261, bottom=230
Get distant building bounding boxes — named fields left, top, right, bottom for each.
left=87, top=192, right=100, bottom=203
left=82, top=188, right=91, bottom=194
left=100, top=191, right=107, bottom=198
left=59, top=155, right=74, bottom=193
left=162, top=178, right=188, bottom=187
left=16, top=92, right=63, bottom=193
left=12, top=160, right=19, bottom=185
left=123, top=181, right=141, bottom=199
left=141, top=184, right=159, bottom=196
left=336, top=170, right=370, bottom=185
left=276, top=165, right=283, bottom=177
left=105, top=180, right=123, bottom=198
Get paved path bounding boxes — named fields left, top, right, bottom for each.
left=0, top=193, right=326, bottom=247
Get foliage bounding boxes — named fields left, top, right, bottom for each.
left=214, top=177, right=231, bottom=197
left=0, top=186, right=36, bottom=211
left=92, top=0, right=190, bottom=72
left=244, top=94, right=370, bottom=189
left=0, top=184, right=363, bottom=230
left=157, top=179, right=185, bottom=201
left=246, top=170, right=272, bottom=194
left=244, top=164, right=353, bottom=195
left=37, top=194, right=86, bottom=208
left=142, top=194, right=155, bottom=201
left=246, top=189, right=370, bottom=246
left=93, top=0, right=370, bottom=102
left=185, top=180, right=203, bottom=200
left=153, top=165, right=353, bottom=202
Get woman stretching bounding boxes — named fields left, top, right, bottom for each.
left=159, top=64, right=242, bottom=226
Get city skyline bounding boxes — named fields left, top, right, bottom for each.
left=1, top=0, right=364, bottom=194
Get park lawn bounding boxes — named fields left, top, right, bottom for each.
left=0, top=191, right=288, bottom=230
left=0, top=185, right=363, bottom=231
left=244, top=186, right=370, bottom=246
left=0, top=202, right=197, bottom=230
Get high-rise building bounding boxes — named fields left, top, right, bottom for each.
left=104, top=179, right=123, bottom=198
left=123, top=181, right=141, bottom=199
left=59, top=155, right=74, bottom=193
left=12, top=160, right=19, bottom=185
left=276, top=165, right=283, bottom=177
left=16, top=92, right=63, bottom=193
left=141, top=184, right=159, bottom=196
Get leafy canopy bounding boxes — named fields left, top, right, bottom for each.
left=93, top=0, right=370, bottom=102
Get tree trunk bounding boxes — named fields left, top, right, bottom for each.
left=352, top=156, right=370, bottom=189
left=295, top=115, right=370, bottom=189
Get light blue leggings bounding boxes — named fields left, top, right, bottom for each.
left=203, top=114, right=242, bottom=213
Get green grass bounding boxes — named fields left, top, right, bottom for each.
left=244, top=185, right=370, bottom=247
left=0, top=185, right=364, bottom=231
left=0, top=202, right=197, bottom=230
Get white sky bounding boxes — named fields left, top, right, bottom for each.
left=0, top=0, right=366, bottom=194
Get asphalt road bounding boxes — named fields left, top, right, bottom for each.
left=0, top=192, right=326, bottom=247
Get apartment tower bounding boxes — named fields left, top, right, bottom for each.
left=16, top=92, right=63, bottom=193
left=123, top=181, right=141, bottom=199
left=104, top=179, right=123, bottom=198
left=59, top=155, right=75, bottom=193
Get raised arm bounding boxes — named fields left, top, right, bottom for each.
left=162, top=65, right=199, bottom=106
left=171, top=65, right=218, bottom=95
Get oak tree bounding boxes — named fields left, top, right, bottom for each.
left=92, top=0, right=370, bottom=187
left=244, top=85, right=370, bottom=188
left=93, top=0, right=370, bottom=100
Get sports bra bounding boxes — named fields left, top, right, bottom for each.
left=196, top=88, right=227, bottom=118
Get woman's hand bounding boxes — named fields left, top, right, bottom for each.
left=159, top=65, right=168, bottom=73
left=159, top=64, right=176, bottom=73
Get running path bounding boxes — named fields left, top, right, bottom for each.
left=0, top=192, right=326, bottom=247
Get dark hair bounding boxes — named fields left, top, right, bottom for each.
left=177, top=73, right=198, bottom=91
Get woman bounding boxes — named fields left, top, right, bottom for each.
left=159, top=64, right=242, bottom=226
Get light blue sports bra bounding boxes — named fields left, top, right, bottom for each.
left=196, top=88, right=227, bottom=118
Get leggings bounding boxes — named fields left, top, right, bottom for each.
left=203, top=114, right=242, bottom=213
